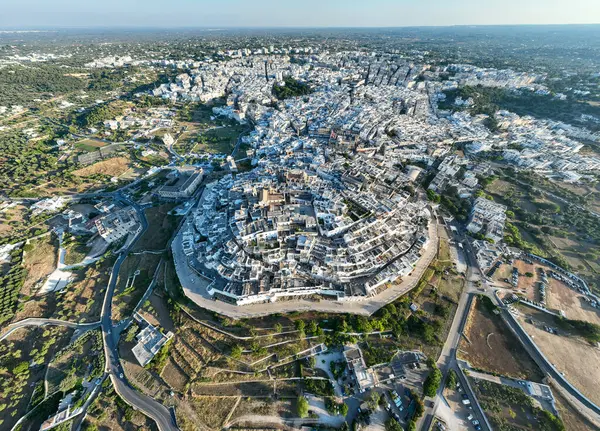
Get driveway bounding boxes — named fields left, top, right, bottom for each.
left=306, top=395, right=346, bottom=427
left=314, top=351, right=345, bottom=397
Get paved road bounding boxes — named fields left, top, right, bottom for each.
left=99, top=195, right=178, bottom=431
left=421, top=225, right=493, bottom=431
left=422, top=220, right=600, bottom=430
left=0, top=318, right=100, bottom=342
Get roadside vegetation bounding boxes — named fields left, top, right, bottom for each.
left=471, top=378, right=565, bottom=431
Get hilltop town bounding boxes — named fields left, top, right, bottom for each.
left=0, top=27, right=600, bottom=431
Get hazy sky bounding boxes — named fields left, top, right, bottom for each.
left=2, top=0, right=599, bottom=28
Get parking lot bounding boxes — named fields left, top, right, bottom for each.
left=443, top=385, right=476, bottom=430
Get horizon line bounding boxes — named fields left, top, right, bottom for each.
left=1, top=22, right=600, bottom=32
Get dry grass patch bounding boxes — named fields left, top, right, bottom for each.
left=0, top=204, right=27, bottom=236
left=73, top=156, right=132, bottom=177
left=547, top=278, right=600, bottom=326
left=161, top=358, right=189, bottom=393
left=189, top=396, right=240, bottom=429
left=191, top=381, right=275, bottom=397
left=459, top=297, right=543, bottom=381
left=552, top=386, right=600, bottom=431
left=112, top=253, right=162, bottom=321
left=133, top=203, right=180, bottom=252
left=22, top=235, right=58, bottom=295
left=518, top=309, right=600, bottom=406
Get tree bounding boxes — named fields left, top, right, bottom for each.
left=296, top=396, right=309, bottom=418
left=340, top=402, right=349, bottom=416
left=426, top=189, right=441, bottom=203
left=384, top=418, right=403, bottom=431
left=446, top=369, right=458, bottom=390
left=307, top=320, right=318, bottom=335
left=274, top=323, right=283, bottom=333
left=414, top=398, right=425, bottom=418
left=230, top=344, right=243, bottom=359
left=367, top=391, right=379, bottom=410
left=423, top=365, right=442, bottom=397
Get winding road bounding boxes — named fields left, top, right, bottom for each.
left=0, top=318, right=100, bottom=342
left=99, top=194, right=178, bottom=431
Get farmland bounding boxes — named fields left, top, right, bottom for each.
left=484, top=173, right=600, bottom=296
left=45, top=329, right=104, bottom=395
left=0, top=326, right=73, bottom=430
left=0, top=203, right=27, bottom=237
left=72, top=155, right=135, bottom=178
left=14, top=253, right=115, bottom=323
left=74, top=138, right=108, bottom=152
left=0, top=246, right=26, bottom=325
left=116, top=293, right=335, bottom=430
left=546, top=276, right=600, bottom=326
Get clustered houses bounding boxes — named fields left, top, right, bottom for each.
left=461, top=110, right=600, bottom=181
left=466, top=197, right=507, bottom=243
left=443, top=64, right=546, bottom=90
left=159, top=51, right=600, bottom=307
left=102, top=106, right=176, bottom=139
left=188, top=160, right=430, bottom=305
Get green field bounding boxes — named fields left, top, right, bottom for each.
left=75, top=139, right=108, bottom=152
left=190, top=126, right=243, bottom=155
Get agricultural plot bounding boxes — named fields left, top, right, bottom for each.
left=189, top=396, right=240, bottom=429
left=227, top=398, right=294, bottom=423
left=546, top=276, right=600, bottom=326
left=74, top=138, right=108, bottom=152
left=72, top=156, right=133, bottom=178
left=45, top=329, right=104, bottom=395
left=0, top=326, right=72, bottom=430
left=0, top=247, right=26, bottom=325
left=15, top=254, right=114, bottom=323
left=0, top=203, right=27, bottom=237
